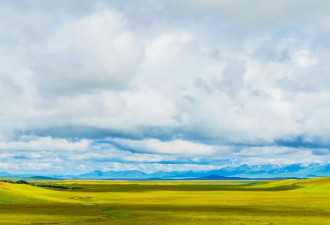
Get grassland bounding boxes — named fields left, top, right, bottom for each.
left=0, top=177, right=329, bottom=225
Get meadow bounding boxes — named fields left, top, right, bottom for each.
left=0, top=177, right=329, bottom=225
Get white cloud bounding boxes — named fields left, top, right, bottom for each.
left=169, top=0, right=330, bottom=32
left=0, top=136, right=90, bottom=151
left=33, top=10, right=143, bottom=95
left=292, top=50, right=317, bottom=67
left=112, top=138, right=216, bottom=155
left=97, top=162, right=226, bottom=173
left=0, top=0, right=330, bottom=173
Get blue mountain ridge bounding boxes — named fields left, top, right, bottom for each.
left=0, top=171, right=10, bottom=176
left=73, top=163, right=330, bottom=179
left=1, top=163, right=329, bottom=179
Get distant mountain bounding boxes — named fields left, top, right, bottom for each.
left=78, top=170, right=150, bottom=179
left=28, top=176, right=59, bottom=180
left=74, top=163, right=330, bottom=180
left=190, top=175, right=249, bottom=180
left=0, top=171, right=11, bottom=176
left=3, top=163, right=327, bottom=180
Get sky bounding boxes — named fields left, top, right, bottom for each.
left=1, top=0, right=330, bottom=175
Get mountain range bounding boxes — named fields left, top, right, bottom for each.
left=69, top=163, right=330, bottom=179
left=1, top=163, right=329, bottom=180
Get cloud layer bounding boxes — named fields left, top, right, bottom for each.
left=1, top=0, right=330, bottom=174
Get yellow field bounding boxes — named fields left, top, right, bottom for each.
left=0, top=177, right=329, bottom=225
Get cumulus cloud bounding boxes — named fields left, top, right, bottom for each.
left=0, top=136, right=90, bottom=151
left=111, top=138, right=216, bottom=155
left=33, top=10, right=143, bottom=95
left=0, top=0, right=330, bottom=174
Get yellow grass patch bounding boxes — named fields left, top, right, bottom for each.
left=0, top=177, right=329, bottom=224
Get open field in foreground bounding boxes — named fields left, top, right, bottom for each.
left=0, top=177, right=329, bottom=225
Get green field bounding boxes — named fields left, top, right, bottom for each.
left=0, top=177, right=329, bottom=225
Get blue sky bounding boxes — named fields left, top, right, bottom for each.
left=1, top=0, right=330, bottom=175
